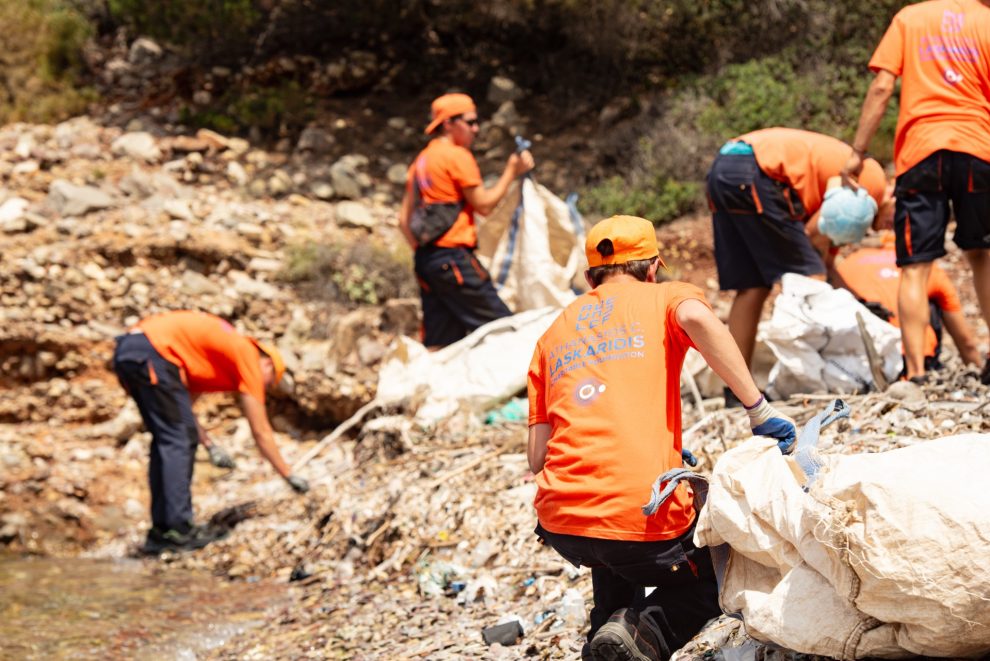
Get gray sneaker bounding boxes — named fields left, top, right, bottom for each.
left=590, top=608, right=670, bottom=661
left=141, top=524, right=227, bottom=555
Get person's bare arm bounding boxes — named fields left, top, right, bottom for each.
left=239, top=393, right=291, bottom=477
left=842, top=69, right=897, bottom=184
left=528, top=422, right=551, bottom=473
left=398, top=186, right=417, bottom=249
left=676, top=299, right=762, bottom=407
left=941, top=309, right=984, bottom=366
left=462, top=150, right=535, bottom=215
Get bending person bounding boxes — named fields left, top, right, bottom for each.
left=113, top=310, right=308, bottom=554
left=837, top=232, right=983, bottom=372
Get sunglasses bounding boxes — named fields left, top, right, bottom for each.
left=450, top=115, right=479, bottom=127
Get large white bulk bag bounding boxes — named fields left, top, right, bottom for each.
left=690, top=414, right=990, bottom=658
left=475, top=177, right=586, bottom=312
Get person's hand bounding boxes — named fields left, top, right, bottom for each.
left=207, top=444, right=236, bottom=469
left=745, top=395, right=798, bottom=454
left=840, top=149, right=865, bottom=190
left=508, top=150, right=535, bottom=178
left=285, top=474, right=310, bottom=494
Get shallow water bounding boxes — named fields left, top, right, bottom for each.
left=0, top=554, right=287, bottom=660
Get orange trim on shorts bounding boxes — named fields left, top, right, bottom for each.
left=451, top=261, right=464, bottom=285
left=148, top=361, right=158, bottom=385
left=751, top=186, right=764, bottom=214
left=904, top=213, right=913, bottom=257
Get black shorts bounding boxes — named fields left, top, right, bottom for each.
left=894, top=150, right=990, bottom=266
left=707, top=153, right=825, bottom=290
left=414, top=246, right=511, bottom=347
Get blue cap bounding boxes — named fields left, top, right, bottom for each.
left=819, top=187, right=878, bottom=245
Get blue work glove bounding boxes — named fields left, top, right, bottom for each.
left=681, top=448, right=698, bottom=467
left=745, top=395, right=797, bottom=454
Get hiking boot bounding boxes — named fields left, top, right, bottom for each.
left=981, top=358, right=990, bottom=386
left=141, top=524, right=228, bottom=555
left=590, top=608, right=671, bottom=661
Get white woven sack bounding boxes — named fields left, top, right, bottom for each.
left=475, top=177, right=585, bottom=312
left=696, top=434, right=990, bottom=659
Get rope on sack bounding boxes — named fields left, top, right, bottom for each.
left=495, top=135, right=534, bottom=287
left=640, top=399, right=852, bottom=517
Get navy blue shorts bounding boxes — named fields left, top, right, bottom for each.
left=414, top=246, right=511, bottom=348
left=893, top=150, right=990, bottom=266
left=707, top=152, right=825, bottom=290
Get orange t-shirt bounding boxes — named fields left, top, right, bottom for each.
left=139, top=311, right=267, bottom=403
left=838, top=238, right=962, bottom=357
left=527, top=280, right=708, bottom=542
left=406, top=137, right=483, bottom=248
left=740, top=128, right=887, bottom=215
left=870, top=0, right=990, bottom=175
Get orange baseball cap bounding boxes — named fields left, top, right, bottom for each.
left=585, top=215, right=665, bottom=268
left=252, top=339, right=285, bottom=386
left=425, top=93, right=477, bottom=134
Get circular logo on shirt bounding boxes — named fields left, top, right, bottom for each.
left=574, top=378, right=606, bottom=406
left=944, top=67, right=963, bottom=85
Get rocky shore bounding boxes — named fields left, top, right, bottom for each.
left=3, top=114, right=990, bottom=660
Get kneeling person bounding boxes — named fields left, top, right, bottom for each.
left=113, top=310, right=309, bottom=554
left=527, top=216, right=798, bottom=660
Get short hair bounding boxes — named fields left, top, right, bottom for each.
left=587, top=256, right=658, bottom=287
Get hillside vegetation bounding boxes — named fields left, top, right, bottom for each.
left=6, top=0, right=911, bottom=223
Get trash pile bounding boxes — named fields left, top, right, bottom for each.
left=157, top=359, right=988, bottom=659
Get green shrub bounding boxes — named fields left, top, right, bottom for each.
left=582, top=176, right=700, bottom=226
left=108, top=0, right=259, bottom=58
left=281, top=240, right=416, bottom=307
left=0, top=0, right=93, bottom=123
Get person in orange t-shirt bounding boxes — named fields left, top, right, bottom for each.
left=398, top=93, right=534, bottom=348
left=837, top=233, right=983, bottom=370
left=528, top=215, right=798, bottom=660
left=112, top=311, right=309, bottom=554
left=842, top=0, right=990, bottom=384
left=707, top=128, right=889, bottom=403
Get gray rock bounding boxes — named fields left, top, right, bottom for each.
left=386, top=163, right=408, bottom=185
left=296, top=126, right=335, bottom=155
left=180, top=270, right=221, bottom=296
left=236, top=222, right=264, bottom=240
left=128, top=37, right=163, bottom=66
left=163, top=199, right=195, bottom=221
left=491, top=101, right=520, bottom=129
left=335, top=201, right=374, bottom=228
left=310, top=181, right=334, bottom=200
left=247, top=257, right=284, bottom=274
left=330, top=155, right=368, bottom=199
left=227, top=161, right=249, bottom=186
left=357, top=336, right=386, bottom=366
left=14, top=134, right=35, bottom=159
left=0, top=197, right=29, bottom=233
left=47, top=179, right=115, bottom=216
left=111, top=132, right=162, bottom=162
left=228, top=270, right=278, bottom=300
left=387, top=117, right=407, bottom=131
left=487, top=76, right=522, bottom=105
left=268, top=169, right=293, bottom=196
